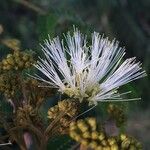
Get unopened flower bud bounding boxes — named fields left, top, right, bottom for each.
left=91, top=131, right=99, bottom=140
left=86, top=118, right=96, bottom=131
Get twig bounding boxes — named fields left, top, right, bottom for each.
left=45, top=111, right=66, bottom=136
left=0, top=141, right=12, bottom=146
left=9, top=123, right=44, bottom=145
left=13, top=0, right=47, bottom=15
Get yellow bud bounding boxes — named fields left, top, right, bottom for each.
left=6, top=54, right=13, bottom=58
left=68, top=108, right=77, bottom=117
left=70, top=131, right=79, bottom=139
left=70, top=121, right=76, bottom=127
left=120, top=134, right=127, bottom=141
left=74, top=136, right=81, bottom=142
left=60, top=117, right=70, bottom=127
left=82, top=131, right=91, bottom=138
left=89, top=141, right=98, bottom=149
left=7, top=57, right=15, bottom=66
left=81, top=139, right=89, bottom=146
left=103, top=146, right=111, bottom=150
left=96, top=145, right=103, bottom=150
left=108, top=138, right=116, bottom=145
left=2, top=59, right=8, bottom=66
left=69, top=122, right=76, bottom=131
left=98, top=132, right=105, bottom=141
left=77, top=120, right=88, bottom=132
left=58, top=100, right=69, bottom=111
left=47, top=111, right=54, bottom=119
left=110, top=144, right=119, bottom=150
left=121, top=139, right=130, bottom=149
left=87, top=118, right=96, bottom=130
left=91, top=131, right=99, bottom=140
left=101, top=140, right=107, bottom=146
left=51, top=106, right=59, bottom=112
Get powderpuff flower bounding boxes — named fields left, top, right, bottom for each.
left=33, top=29, right=146, bottom=105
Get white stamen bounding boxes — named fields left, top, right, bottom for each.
left=33, top=28, right=146, bottom=104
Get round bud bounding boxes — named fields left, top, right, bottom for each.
left=110, top=144, right=119, bottom=150
left=77, top=120, right=88, bottom=132
left=82, top=131, right=91, bottom=138
left=81, top=139, right=89, bottom=146
left=120, top=134, right=127, bottom=141
left=121, top=139, right=130, bottom=149
left=89, top=141, right=98, bottom=149
left=87, top=118, right=96, bottom=131
left=101, top=140, right=108, bottom=146
left=97, top=145, right=103, bottom=150
left=108, top=138, right=116, bottom=145
left=103, top=146, right=111, bottom=150
left=98, top=132, right=105, bottom=141
left=91, top=131, right=99, bottom=140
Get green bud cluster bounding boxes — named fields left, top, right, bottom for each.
left=0, top=50, right=34, bottom=72
left=47, top=99, right=79, bottom=134
left=0, top=73, right=20, bottom=98
left=69, top=118, right=142, bottom=150
left=107, top=104, right=126, bottom=127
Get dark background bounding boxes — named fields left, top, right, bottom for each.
left=0, top=0, right=150, bottom=149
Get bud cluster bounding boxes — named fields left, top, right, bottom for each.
left=16, top=104, right=42, bottom=128
left=0, top=72, right=20, bottom=98
left=0, top=50, right=34, bottom=72
left=69, top=118, right=142, bottom=150
left=107, top=104, right=126, bottom=127
left=47, top=99, right=79, bottom=134
left=119, top=134, right=142, bottom=150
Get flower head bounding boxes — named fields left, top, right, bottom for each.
left=33, top=29, right=146, bottom=105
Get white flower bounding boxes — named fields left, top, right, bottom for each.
left=33, top=29, right=146, bottom=105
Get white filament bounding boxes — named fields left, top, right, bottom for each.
left=34, top=29, right=146, bottom=103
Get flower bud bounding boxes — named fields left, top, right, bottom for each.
left=120, top=134, right=127, bottom=141
left=98, top=132, right=105, bottom=141
left=89, top=141, right=98, bottom=149
left=82, top=131, right=91, bottom=138
left=121, top=139, right=130, bottom=149
left=91, top=131, right=99, bottom=140
left=86, top=118, right=96, bottom=131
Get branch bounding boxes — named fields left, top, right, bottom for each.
left=13, top=0, right=47, bottom=15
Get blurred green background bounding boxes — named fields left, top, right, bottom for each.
left=0, top=0, right=150, bottom=149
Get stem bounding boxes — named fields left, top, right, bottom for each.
left=45, top=111, right=66, bottom=137
left=9, top=123, right=44, bottom=146
left=14, top=0, right=46, bottom=15
left=0, top=140, right=12, bottom=150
